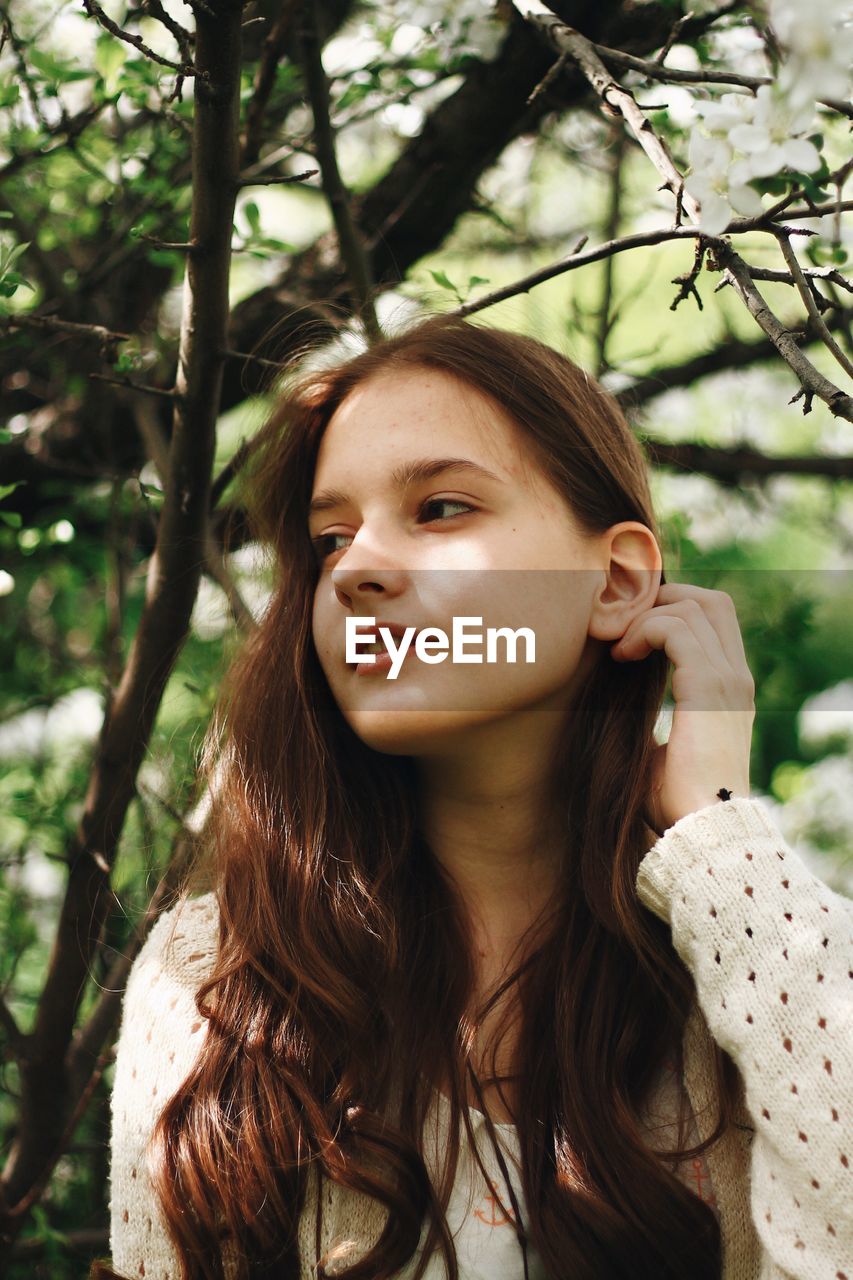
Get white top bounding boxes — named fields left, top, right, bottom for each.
left=408, top=1092, right=548, bottom=1279
left=108, top=796, right=853, bottom=1280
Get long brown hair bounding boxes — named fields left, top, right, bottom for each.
left=107, top=315, right=741, bottom=1279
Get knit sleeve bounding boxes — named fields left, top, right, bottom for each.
left=635, top=796, right=853, bottom=1280
left=108, top=892, right=220, bottom=1280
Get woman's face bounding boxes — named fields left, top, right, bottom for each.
left=309, top=367, right=640, bottom=756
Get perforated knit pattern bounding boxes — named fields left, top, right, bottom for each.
left=108, top=797, right=853, bottom=1279
left=636, top=796, right=853, bottom=1279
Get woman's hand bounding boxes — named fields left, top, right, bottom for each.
left=610, top=582, right=756, bottom=835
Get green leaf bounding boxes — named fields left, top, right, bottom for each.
left=0, top=241, right=30, bottom=273
left=0, top=511, right=22, bottom=528
left=243, top=201, right=261, bottom=235
left=259, top=237, right=296, bottom=253
left=0, top=429, right=12, bottom=444
left=467, top=276, right=490, bottom=288
left=29, top=49, right=92, bottom=84
left=95, top=35, right=126, bottom=95
left=0, top=482, right=26, bottom=501
left=428, top=269, right=457, bottom=293
left=2, top=272, right=34, bottom=291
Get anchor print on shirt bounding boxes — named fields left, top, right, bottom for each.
left=473, top=1178, right=518, bottom=1228
left=687, top=1157, right=718, bottom=1209
left=661, top=1057, right=718, bottom=1212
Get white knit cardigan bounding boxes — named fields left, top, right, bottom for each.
left=108, top=797, right=853, bottom=1279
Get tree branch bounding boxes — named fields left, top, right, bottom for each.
left=641, top=438, right=853, bottom=483
left=773, top=231, right=853, bottom=382
left=81, top=0, right=197, bottom=76
left=296, top=0, right=380, bottom=342
left=240, top=0, right=300, bottom=169
left=0, top=0, right=247, bottom=1250
left=714, top=243, right=853, bottom=418
left=237, top=167, right=317, bottom=187
left=131, top=399, right=256, bottom=633
left=616, top=308, right=853, bottom=409
left=539, top=19, right=853, bottom=422
left=65, top=821, right=203, bottom=1105
left=87, top=372, right=180, bottom=399
left=0, top=314, right=131, bottom=361
left=594, top=126, right=626, bottom=376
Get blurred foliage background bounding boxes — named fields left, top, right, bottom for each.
left=0, top=0, right=852, bottom=1273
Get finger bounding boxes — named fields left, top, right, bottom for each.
left=654, top=583, right=751, bottom=674
left=615, top=600, right=730, bottom=673
left=614, top=615, right=754, bottom=710
left=613, top=614, right=718, bottom=683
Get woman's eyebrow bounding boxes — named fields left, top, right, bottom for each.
left=308, top=456, right=505, bottom=517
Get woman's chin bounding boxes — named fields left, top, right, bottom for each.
left=344, top=706, right=490, bottom=756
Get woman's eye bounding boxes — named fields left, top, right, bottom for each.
left=417, top=497, right=476, bottom=523
left=310, top=499, right=475, bottom=565
left=311, top=532, right=352, bottom=564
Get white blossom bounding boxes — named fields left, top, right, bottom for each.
left=726, top=85, right=821, bottom=180
left=681, top=0, right=851, bottom=234
left=378, top=0, right=504, bottom=62
left=692, top=90, right=755, bottom=137
left=769, top=0, right=853, bottom=106
left=684, top=130, right=764, bottom=235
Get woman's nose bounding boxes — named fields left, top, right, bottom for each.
left=331, top=541, right=409, bottom=607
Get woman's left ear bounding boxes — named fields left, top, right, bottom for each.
left=586, top=522, right=662, bottom=643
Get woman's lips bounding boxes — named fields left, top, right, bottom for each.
left=354, top=650, right=396, bottom=676
left=346, top=620, right=420, bottom=675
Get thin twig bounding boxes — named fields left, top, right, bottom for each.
left=81, top=0, right=196, bottom=75
left=88, top=372, right=180, bottom=400
left=203, top=523, right=257, bottom=632
left=451, top=229, right=689, bottom=317
left=717, top=265, right=853, bottom=294
left=762, top=157, right=853, bottom=223
left=210, top=438, right=251, bottom=510
left=619, top=306, right=853, bottom=407
left=0, top=314, right=131, bottom=355
left=137, top=234, right=197, bottom=251
left=655, top=9, right=696, bottom=65
left=297, top=0, right=381, bottom=342
left=594, top=126, right=627, bottom=374
left=221, top=348, right=283, bottom=370
left=774, top=231, right=853, bottom=381
left=237, top=168, right=318, bottom=188
left=595, top=40, right=769, bottom=91
left=716, top=243, right=853, bottom=417
left=526, top=50, right=571, bottom=107
left=588, top=37, right=853, bottom=117
left=141, top=0, right=193, bottom=65
left=778, top=200, right=853, bottom=222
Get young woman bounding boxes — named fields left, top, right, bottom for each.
left=98, top=316, right=852, bottom=1280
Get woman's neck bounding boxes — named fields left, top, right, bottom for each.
left=414, top=704, right=567, bottom=963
